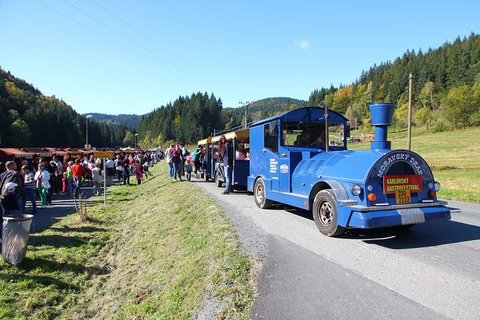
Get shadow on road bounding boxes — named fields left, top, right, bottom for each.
left=343, top=220, right=480, bottom=249
left=256, top=203, right=479, bottom=249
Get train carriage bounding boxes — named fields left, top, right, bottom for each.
left=210, top=128, right=250, bottom=189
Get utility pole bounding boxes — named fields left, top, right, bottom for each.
left=407, top=73, right=413, bottom=151
left=240, top=101, right=251, bottom=128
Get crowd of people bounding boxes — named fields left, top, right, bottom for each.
left=164, top=136, right=237, bottom=195
left=164, top=142, right=203, bottom=182
left=0, top=151, right=160, bottom=218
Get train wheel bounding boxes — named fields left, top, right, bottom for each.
left=215, top=172, right=223, bottom=187
left=312, top=189, right=345, bottom=237
left=254, top=178, right=272, bottom=209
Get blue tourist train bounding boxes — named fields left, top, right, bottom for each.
left=201, top=103, right=451, bottom=236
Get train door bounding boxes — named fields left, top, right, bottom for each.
left=263, top=121, right=280, bottom=191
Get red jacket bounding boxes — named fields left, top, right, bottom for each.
left=172, top=147, right=182, bottom=163
left=71, top=163, right=84, bottom=178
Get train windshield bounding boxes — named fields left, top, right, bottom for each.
left=283, top=121, right=346, bottom=147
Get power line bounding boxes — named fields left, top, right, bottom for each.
left=36, top=0, right=228, bottom=94
left=87, top=0, right=236, bottom=94
left=63, top=0, right=210, bottom=86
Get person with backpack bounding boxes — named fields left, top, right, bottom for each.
left=1, top=182, right=21, bottom=215
left=0, top=161, right=25, bottom=212
left=192, top=145, right=204, bottom=178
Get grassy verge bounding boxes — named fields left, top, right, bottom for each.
left=349, top=126, right=480, bottom=203
left=0, top=164, right=256, bottom=319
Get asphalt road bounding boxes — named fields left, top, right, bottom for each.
left=23, top=187, right=95, bottom=234
left=195, top=180, right=480, bottom=320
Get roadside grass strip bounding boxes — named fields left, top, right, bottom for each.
left=0, top=165, right=256, bottom=319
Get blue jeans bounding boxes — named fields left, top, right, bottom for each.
left=23, top=188, right=37, bottom=212
left=168, top=162, right=175, bottom=178
left=174, top=162, right=182, bottom=179
left=225, top=165, right=232, bottom=193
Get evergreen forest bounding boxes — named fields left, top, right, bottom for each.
left=308, top=33, right=480, bottom=131
left=0, top=68, right=134, bottom=148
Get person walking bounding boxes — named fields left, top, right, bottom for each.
left=21, top=165, right=37, bottom=214
left=165, top=144, right=175, bottom=181
left=122, top=157, right=131, bottom=185
left=192, top=145, right=204, bottom=178
left=34, top=163, right=51, bottom=208
left=71, top=159, right=84, bottom=195
left=134, top=160, right=143, bottom=185
left=172, top=142, right=183, bottom=181
left=115, top=155, right=124, bottom=182
left=105, top=157, right=115, bottom=186
left=92, top=162, right=103, bottom=195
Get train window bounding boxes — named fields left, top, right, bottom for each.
left=264, top=122, right=279, bottom=153
left=283, top=121, right=326, bottom=147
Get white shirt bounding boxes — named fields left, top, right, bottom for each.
left=34, top=170, right=51, bottom=189
left=105, top=159, right=115, bottom=168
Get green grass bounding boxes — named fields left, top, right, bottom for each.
left=349, top=126, right=480, bottom=203
left=0, top=165, right=256, bottom=319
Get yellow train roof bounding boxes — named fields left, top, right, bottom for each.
left=211, top=128, right=250, bottom=143
left=197, top=137, right=212, bottom=145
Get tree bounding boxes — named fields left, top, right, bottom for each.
left=9, top=119, right=32, bottom=146
left=442, top=85, right=475, bottom=128
left=345, top=104, right=362, bottom=130
left=123, top=131, right=135, bottom=147
left=414, top=107, right=434, bottom=129
left=420, top=81, right=435, bottom=110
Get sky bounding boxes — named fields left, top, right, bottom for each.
left=1, top=0, right=479, bottom=116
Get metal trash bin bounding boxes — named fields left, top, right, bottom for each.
left=2, top=214, right=34, bottom=266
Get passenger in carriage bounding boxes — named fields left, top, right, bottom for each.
left=236, top=144, right=246, bottom=160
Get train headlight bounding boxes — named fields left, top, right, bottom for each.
left=434, top=182, right=441, bottom=192
left=351, top=184, right=362, bottom=196
left=428, top=182, right=433, bottom=190
left=367, top=185, right=373, bottom=192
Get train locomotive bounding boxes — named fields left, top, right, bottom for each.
left=202, top=103, right=451, bottom=237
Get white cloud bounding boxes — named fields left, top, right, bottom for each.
left=294, top=40, right=311, bottom=50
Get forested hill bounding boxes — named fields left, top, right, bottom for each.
left=222, top=97, right=306, bottom=129
left=0, top=67, right=131, bottom=148
left=137, top=96, right=305, bottom=147
left=137, top=92, right=223, bottom=147
left=308, top=33, right=480, bottom=130
left=87, top=113, right=141, bottom=129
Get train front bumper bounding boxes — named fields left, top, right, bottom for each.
left=346, top=204, right=451, bottom=229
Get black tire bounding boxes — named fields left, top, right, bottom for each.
left=254, top=178, right=272, bottom=209
left=312, top=189, right=345, bottom=237
left=215, top=172, right=223, bottom=187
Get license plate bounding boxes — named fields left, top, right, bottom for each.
left=395, top=190, right=411, bottom=204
